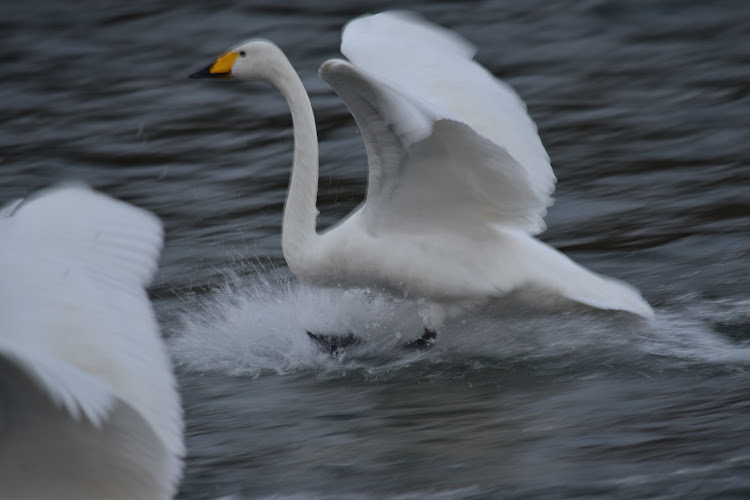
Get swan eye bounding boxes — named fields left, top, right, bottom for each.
left=239, top=51, right=246, bottom=57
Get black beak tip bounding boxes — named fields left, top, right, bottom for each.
left=189, top=65, right=212, bottom=79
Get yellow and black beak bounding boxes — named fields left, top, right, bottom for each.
left=189, top=52, right=239, bottom=79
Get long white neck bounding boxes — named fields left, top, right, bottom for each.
left=270, top=53, right=320, bottom=275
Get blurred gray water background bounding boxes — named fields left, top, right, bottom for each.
left=2, top=1, right=750, bottom=498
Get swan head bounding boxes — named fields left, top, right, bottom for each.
left=189, top=39, right=287, bottom=83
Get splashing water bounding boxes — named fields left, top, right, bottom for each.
left=169, top=265, right=750, bottom=380
left=169, top=267, right=425, bottom=377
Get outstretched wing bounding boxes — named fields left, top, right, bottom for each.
left=322, top=11, right=554, bottom=236
left=0, top=184, right=183, bottom=498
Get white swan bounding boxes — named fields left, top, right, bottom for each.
left=0, top=185, right=183, bottom=499
left=190, top=11, right=652, bottom=341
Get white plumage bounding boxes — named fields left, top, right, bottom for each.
left=191, top=11, right=653, bottom=334
left=0, top=184, right=183, bottom=500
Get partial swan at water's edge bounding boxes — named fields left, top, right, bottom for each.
left=190, top=11, right=653, bottom=347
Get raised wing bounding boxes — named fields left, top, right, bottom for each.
left=0, top=184, right=183, bottom=499
left=321, top=59, right=549, bottom=238
left=332, top=11, right=555, bottom=235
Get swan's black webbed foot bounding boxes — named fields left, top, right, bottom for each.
left=307, top=331, right=362, bottom=355
left=403, top=328, right=437, bottom=350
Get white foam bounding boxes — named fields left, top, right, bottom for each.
left=169, top=268, right=423, bottom=377
left=168, top=267, right=750, bottom=378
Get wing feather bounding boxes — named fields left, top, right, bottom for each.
left=338, top=11, right=555, bottom=234
left=320, top=60, right=548, bottom=237
left=0, top=342, right=116, bottom=426
left=0, top=352, right=176, bottom=500
left=0, top=184, right=183, bottom=498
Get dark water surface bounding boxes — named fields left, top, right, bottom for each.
left=3, top=1, right=750, bottom=498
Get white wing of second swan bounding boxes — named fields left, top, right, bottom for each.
left=335, top=11, right=555, bottom=236
left=0, top=185, right=183, bottom=500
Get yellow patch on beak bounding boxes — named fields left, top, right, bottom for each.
left=210, top=52, right=239, bottom=75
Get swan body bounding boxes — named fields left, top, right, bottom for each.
left=191, top=11, right=653, bottom=329
left=0, top=185, right=183, bottom=499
